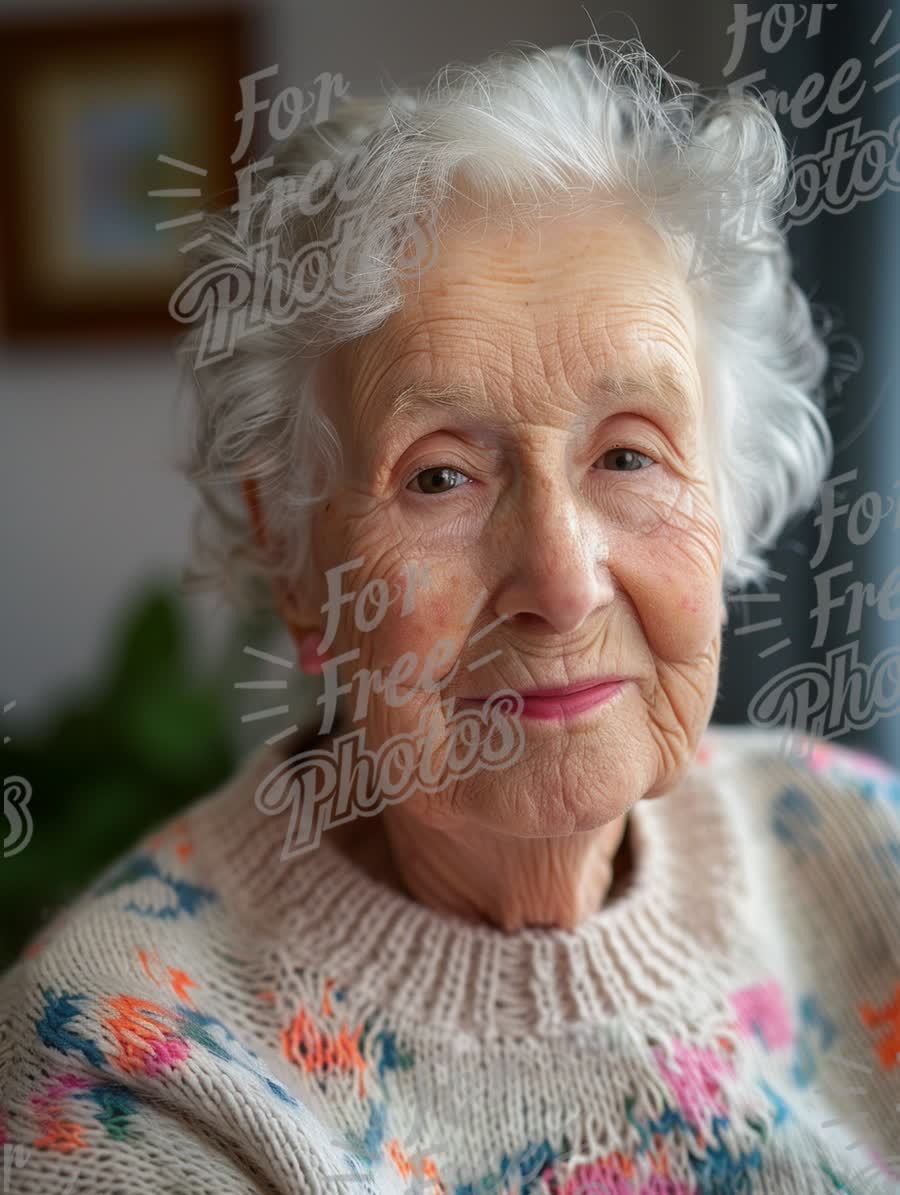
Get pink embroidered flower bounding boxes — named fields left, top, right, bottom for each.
left=803, top=740, right=835, bottom=773
left=143, top=1034, right=191, bottom=1077
left=564, top=1154, right=635, bottom=1195
left=653, top=1040, right=736, bottom=1127
left=729, top=981, right=793, bottom=1051
left=564, top=1155, right=692, bottom=1195
left=33, top=1074, right=93, bottom=1107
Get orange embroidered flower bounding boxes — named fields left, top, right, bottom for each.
left=280, top=1002, right=368, bottom=1097
left=859, top=981, right=900, bottom=1071
left=103, top=994, right=190, bottom=1077
left=136, top=948, right=198, bottom=1008
left=385, top=1138, right=447, bottom=1194
left=146, top=818, right=193, bottom=861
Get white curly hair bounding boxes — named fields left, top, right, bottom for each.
left=175, top=33, right=833, bottom=612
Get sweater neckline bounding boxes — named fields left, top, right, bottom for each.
left=210, top=723, right=751, bottom=1041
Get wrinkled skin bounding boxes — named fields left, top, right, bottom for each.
left=253, top=203, right=726, bottom=932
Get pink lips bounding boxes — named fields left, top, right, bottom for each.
left=459, top=678, right=629, bottom=721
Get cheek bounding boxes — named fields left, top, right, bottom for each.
left=613, top=523, right=722, bottom=663
left=340, top=558, right=480, bottom=684
left=366, top=593, right=454, bottom=672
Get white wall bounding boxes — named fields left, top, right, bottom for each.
left=1, top=343, right=222, bottom=713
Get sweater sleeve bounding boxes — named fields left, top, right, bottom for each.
left=0, top=965, right=285, bottom=1194
left=762, top=736, right=900, bottom=1190
left=0, top=848, right=385, bottom=1195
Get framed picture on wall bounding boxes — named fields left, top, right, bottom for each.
left=0, top=8, right=248, bottom=342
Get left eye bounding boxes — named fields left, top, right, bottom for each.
left=599, top=448, right=654, bottom=471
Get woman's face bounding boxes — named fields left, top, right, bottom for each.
left=294, top=204, right=724, bottom=837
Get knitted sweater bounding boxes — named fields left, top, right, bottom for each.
left=2, top=721, right=899, bottom=1195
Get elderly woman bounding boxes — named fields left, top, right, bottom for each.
left=3, top=36, right=899, bottom=1195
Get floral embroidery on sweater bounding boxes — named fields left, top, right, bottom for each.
left=29, top=1072, right=140, bottom=1153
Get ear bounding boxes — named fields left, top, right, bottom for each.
left=240, top=478, right=322, bottom=652
left=720, top=597, right=728, bottom=627
left=242, top=478, right=268, bottom=552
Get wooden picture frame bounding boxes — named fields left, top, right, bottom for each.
left=0, top=8, right=248, bottom=342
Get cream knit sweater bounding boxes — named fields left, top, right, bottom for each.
left=1, top=722, right=899, bottom=1195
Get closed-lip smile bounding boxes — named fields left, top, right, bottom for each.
left=516, top=677, right=626, bottom=697
left=457, top=677, right=631, bottom=721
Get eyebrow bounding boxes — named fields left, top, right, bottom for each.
left=384, top=362, right=697, bottom=432
left=387, top=381, right=497, bottom=427
left=588, top=363, right=698, bottom=426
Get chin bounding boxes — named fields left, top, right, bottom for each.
left=464, top=747, right=652, bottom=836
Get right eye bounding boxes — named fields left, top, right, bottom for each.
left=406, top=465, right=471, bottom=495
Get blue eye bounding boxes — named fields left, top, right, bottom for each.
left=407, top=465, right=470, bottom=494
left=600, top=447, right=654, bottom=471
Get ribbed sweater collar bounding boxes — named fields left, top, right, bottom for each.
left=198, top=720, right=755, bottom=1041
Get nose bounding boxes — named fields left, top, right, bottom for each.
left=492, top=475, right=616, bottom=635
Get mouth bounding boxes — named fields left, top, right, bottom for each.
left=456, top=677, right=630, bottom=721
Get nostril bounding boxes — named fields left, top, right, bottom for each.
left=514, top=612, right=546, bottom=628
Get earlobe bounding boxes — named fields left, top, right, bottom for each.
left=297, top=631, right=331, bottom=675
left=277, top=606, right=329, bottom=678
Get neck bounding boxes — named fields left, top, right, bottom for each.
left=364, top=806, right=634, bottom=933
left=311, top=711, right=637, bottom=933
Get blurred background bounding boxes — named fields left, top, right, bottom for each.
left=1, top=0, right=898, bottom=967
